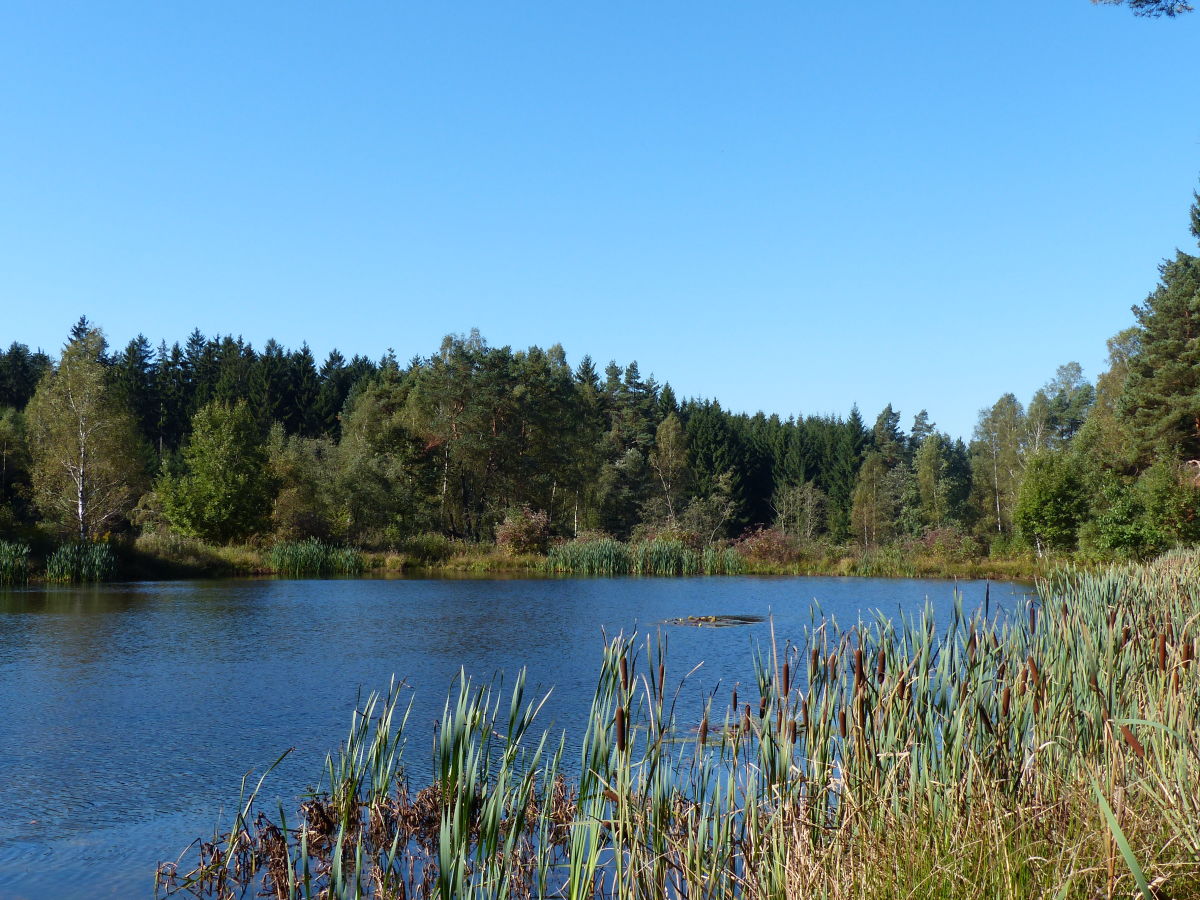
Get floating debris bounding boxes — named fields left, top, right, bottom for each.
left=660, top=614, right=764, bottom=628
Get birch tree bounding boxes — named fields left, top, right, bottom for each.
left=26, top=329, right=145, bottom=539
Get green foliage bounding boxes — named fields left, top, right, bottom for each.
left=45, top=541, right=116, bottom=582
left=26, top=328, right=147, bottom=539
left=269, top=539, right=364, bottom=577
left=0, top=539, right=30, bottom=584
left=267, top=424, right=337, bottom=541
left=159, top=400, right=273, bottom=544
left=1015, top=452, right=1089, bottom=553
left=1081, top=461, right=1200, bottom=560
left=1119, top=244, right=1200, bottom=460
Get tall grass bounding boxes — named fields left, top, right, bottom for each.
left=547, top=537, right=744, bottom=576
left=159, top=551, right=1200, bottom=899
left=547, top=538, right=632, bottom=575
left=269, top=539, right=365, bottom=577
left=45, top=541, right=115, bottom=582
left=0, top=539, right=30, bottom=585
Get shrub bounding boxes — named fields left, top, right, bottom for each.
left=734, top=527, right=798, bottom=565
left=920, top=525, right=982, bottom=562
left=495, top=507, right=551, bottom=556
left=397, top=532, right=456, bottom=564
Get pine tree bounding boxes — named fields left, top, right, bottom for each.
left=1118, top=192, right=1200, bottom=461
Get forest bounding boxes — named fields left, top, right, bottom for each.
left=2, top=188, right=1199, bottom=578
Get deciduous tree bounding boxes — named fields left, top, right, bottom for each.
left=26, top=329, right=146, bottom=539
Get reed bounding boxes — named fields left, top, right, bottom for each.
left=0, top=539, right=30, bottom=585
left=159, top=550, right=1200, bottom=899
left=45, top=541, right=115, bottom=582
left=548, top=537, right=744, bottom=577
left=546, top=538, right=631, bottom=575
left=269, top=538, right=365, bottom=577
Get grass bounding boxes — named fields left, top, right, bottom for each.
left=0, top=539, right=30, bottom=585
left=45, top=541, right=116, bottom=582
left=158, top=550, right=1200, bottom=899
left=269, top=539, right=365, bottom=577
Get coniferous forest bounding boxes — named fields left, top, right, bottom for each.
left=2, top=188, right=1199, bottom=579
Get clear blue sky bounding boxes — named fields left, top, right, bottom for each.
left=1, top=2, right=1197, bottom=440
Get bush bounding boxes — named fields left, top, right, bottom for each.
left=46, top=541, right=116, bottom=582
left=920, top=525, right=982, bottom=562
left=733, top=527, right=798, bottom=565
left=494, top=507, right=551, bottom=556
left=397, top=532, right=456, bottom=564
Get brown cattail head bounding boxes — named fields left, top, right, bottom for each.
left=828, top=653, right=838, bottom=676
left=838, top=707, right=847, bottom=739
left=1001, top=685, right=1011, bottom=719
left=615, top=706, right=627, bottom=753
left=658, top=662, right=665, bottom=697
left=698, top=716, right=709, bottom=746
left=742, top=704, right=751, bottom=733
left=787, top=720, right=797, bottom=743
left=1029, top=605, right=1037, bottom=636
left=854, top=648, right=864, bottom=692
left=1184, top=640, right=1194, bottom=667
left=759, top=695, right=767, bottom=719
left=620, top=656, right=629, bottom=693
left=967, top=631, right=977, bottom=664
left=1028, top=655, right=1040, bottom=688
left=782, top=661, right=791, bottom=696
left=800, top=696, right=808, bottom=726
left=811, top=647, right=820, bottom=678
left=1159, top=633, right=1168, bottom=672
left=876, top=647, right=886, bottom=684
left=731, top=687, right=738, bottom=713
left=1121, top=625, right=1131, bottom=649
left=1088, top=671, right=1099, bottom=694
left=1120, top=724, right=1146, bottom=761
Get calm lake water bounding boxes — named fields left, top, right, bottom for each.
left=0, top=575, right=1029, bottom=899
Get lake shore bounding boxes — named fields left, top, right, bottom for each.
left=104, top=533, right=1057, bottom=583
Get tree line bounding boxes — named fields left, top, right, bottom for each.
left=3, top=190, right=1199, bottom=562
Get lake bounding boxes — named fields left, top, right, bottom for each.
left=0, top=575, right=1029, bottom=899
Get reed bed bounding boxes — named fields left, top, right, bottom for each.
left=45, top=541, right=115, bottom=582
left=0, top=539, right=30, bottom=585
left=158, top=551, right=1200, bottom=899
left=269, top=539, right=365, bottom=577
left=547, top=538, right=743, bottom=576
left=547, top=538, right=632, bottom=575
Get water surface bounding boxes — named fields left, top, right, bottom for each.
left=0, top=575, right=1028, bottom=899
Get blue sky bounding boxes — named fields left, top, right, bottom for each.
left=1, top=2, right=1197, bottom=440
